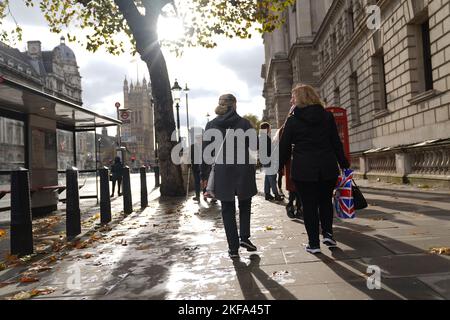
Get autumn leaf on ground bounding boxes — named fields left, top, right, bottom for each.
left=265, top=226, right=274, bottom=231
left=0, top=229, right=6, bottom=238
left=30, top=286, right=56, bottom=297
left=19, top=276, right=39, bottom=283
left=0, top=281, right=15, bottom=289
left=7, top=291, right=32, bottom=300
left=135, top=244, right=151, bottom=250
left=429, top=247, right=450, bottom=255
left=82, top=253, right=93, bottom=259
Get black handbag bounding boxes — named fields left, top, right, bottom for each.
left=352, top=180, right=368, bottom=210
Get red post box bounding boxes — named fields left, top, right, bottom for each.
left=326, top=106, right=351, bottom=164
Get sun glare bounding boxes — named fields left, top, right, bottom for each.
left=157, top=17, right=185, bottom=41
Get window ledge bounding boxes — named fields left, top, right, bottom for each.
left=408, top=90, right=443, bottom=105
left=350, top=122, right=361, bottom=129
left=373, top=109, right=391, bottom=119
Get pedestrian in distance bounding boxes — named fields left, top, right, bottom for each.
left=201, top=94, right=258, bottom=259
left=277, top=106, right=302, bottom=219
left=190, top=134, right=203, bottom=202
left=260, top=122, right=284, bottom=202
left=110, top=156, right=123, bottom=197
left=279, top=84, right=350, bottom=254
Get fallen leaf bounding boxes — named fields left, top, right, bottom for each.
left=30, top=286, right=56, bottom=296
left=0, top=262, right=6, bottom=271
left=265, top=226, right=274, bottom=231
left=19, top=276, right=39, bottom=283
left=0, top=229, right=6, bottom=238
left=135, top=244, right=151, bottom=250
left=430, top=247, right=450, bottom=256
left=8, top=291, right=32, bottom=300
left=48, top=256, right=57, bottom=263
left=83, top=253, right=93, bottom=259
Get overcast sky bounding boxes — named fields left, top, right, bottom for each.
left=5, top=1, right=266, bottom=136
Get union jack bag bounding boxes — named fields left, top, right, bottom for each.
left=334, top=169, right=356, bottom=219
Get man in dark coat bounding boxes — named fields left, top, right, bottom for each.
left=201, top=94, right=258, bottom=259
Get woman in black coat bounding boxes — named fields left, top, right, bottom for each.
left=279, top=84, right=350, bottom=254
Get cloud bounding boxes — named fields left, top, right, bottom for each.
left=81, top=59, right=128, bottom=106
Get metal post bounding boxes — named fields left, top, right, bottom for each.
left=10, top=168, right=33, bottom=256
left=66, top=167, right=81, bottom=239
left=122, top=166, right=132, bottom=215
left=175, top=102, right=181, bottom=143
left=99, top=167, right=111, bottom=224
left=140, top=166, right=148, bottom=209
left=154, top=161, right=160, bottom=187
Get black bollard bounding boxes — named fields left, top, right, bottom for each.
left=99, top=167, right=111, bottom=224
left=10, top=168, right=33, bottom=256
left=140, top=166, right=148, bottom=209
left=66, top=167, right=81, bottom=239
left=122, top=166, right=132, bottom=215
left=154, top=165, right=160, bottom=187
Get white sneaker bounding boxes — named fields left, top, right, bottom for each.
left=323, top=237, right=338, bottom=248
left=305, top=245, right=321, bottom=254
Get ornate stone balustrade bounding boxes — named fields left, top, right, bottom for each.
left=352, top=139, right=450, bottom=188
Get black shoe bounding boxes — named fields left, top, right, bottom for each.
left=286, top=204, right=296, bottom=219
left=306, top=245, right=321, bottom=254
left=322, top=234, right=338, bottom=248
left=265, top=194, right=274, bottom=201
left=228, top=250, right=240, bottom=259
left=274, top=194, right=284, bottom=201
left=295, top=207, right=303, bottom=219
left=192, top=196, right=200, bottom=202
left=240, top=240, right=257, bottom=252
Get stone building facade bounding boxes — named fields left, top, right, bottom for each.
left=0, top=37, right=82, bottom=171
left=122, top=77, right=155, bottom=169
left=262, top=0, right=450, bottom=187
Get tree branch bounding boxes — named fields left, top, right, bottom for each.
left=113, top=0, right=145, bottom=34
left=142, top=0, right=173, bottom=17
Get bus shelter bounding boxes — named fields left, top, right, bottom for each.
left=0, top=75, right=121, bottom=215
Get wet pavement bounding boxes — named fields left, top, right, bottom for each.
left=0, top=173, right=449, bottom=300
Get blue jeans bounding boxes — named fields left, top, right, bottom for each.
left=264, top=174, right=279, bottom=195
left=192, top=168, right=201, bottom=197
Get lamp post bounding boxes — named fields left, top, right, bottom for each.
left=171, top=79, right=182, bottom=143
left=184, top=83, right=190, bottom=146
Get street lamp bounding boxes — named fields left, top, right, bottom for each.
left=171, top=79, right=182, bottom=143
left=184, top=83, right=190, bottom=146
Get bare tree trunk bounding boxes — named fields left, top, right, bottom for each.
left=144, top=49, right=185, bottom=197
left=114, top=0, right=185, bottom=197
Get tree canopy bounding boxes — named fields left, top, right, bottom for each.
left=0, top=0, right=295, bottom=55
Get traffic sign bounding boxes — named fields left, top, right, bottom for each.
left=115, top=102, right=121, bottom=108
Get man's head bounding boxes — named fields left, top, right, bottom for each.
left=260, top=122, right=271, bottom=132
left=215, top=94, right=237, bottom=115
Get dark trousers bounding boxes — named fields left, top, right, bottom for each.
left=111, top=177, right=122, bottom=196
left=294, top=179, right=336, bottom=247
left=192, top=169, right=201, bottom=197
left=221, top=198, right=252, bottom=252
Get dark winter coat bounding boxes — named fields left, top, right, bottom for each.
left=279, top=104, right=350, bottom=182
left=111, top=161, right=123, bottom=180
left=201, top=107, right=257, bottom=202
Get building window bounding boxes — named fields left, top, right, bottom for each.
left=0, top=117, right=25, bottom=170
left=347, top=4, right=355, bottom=34
left=372, top=49, right=388, bottom=111
left=349, top=72, right=361, bottom=125
left=422, top=20, right=433, bottom=91
left=408, top=18, right=434, bottom=95
left=334, top=87, right=340, bottom=106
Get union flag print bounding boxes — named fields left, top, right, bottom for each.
left=334, top=169, right=356, bottom=219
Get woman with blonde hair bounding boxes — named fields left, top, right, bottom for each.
left=279, top=84, right=350, bottom=254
